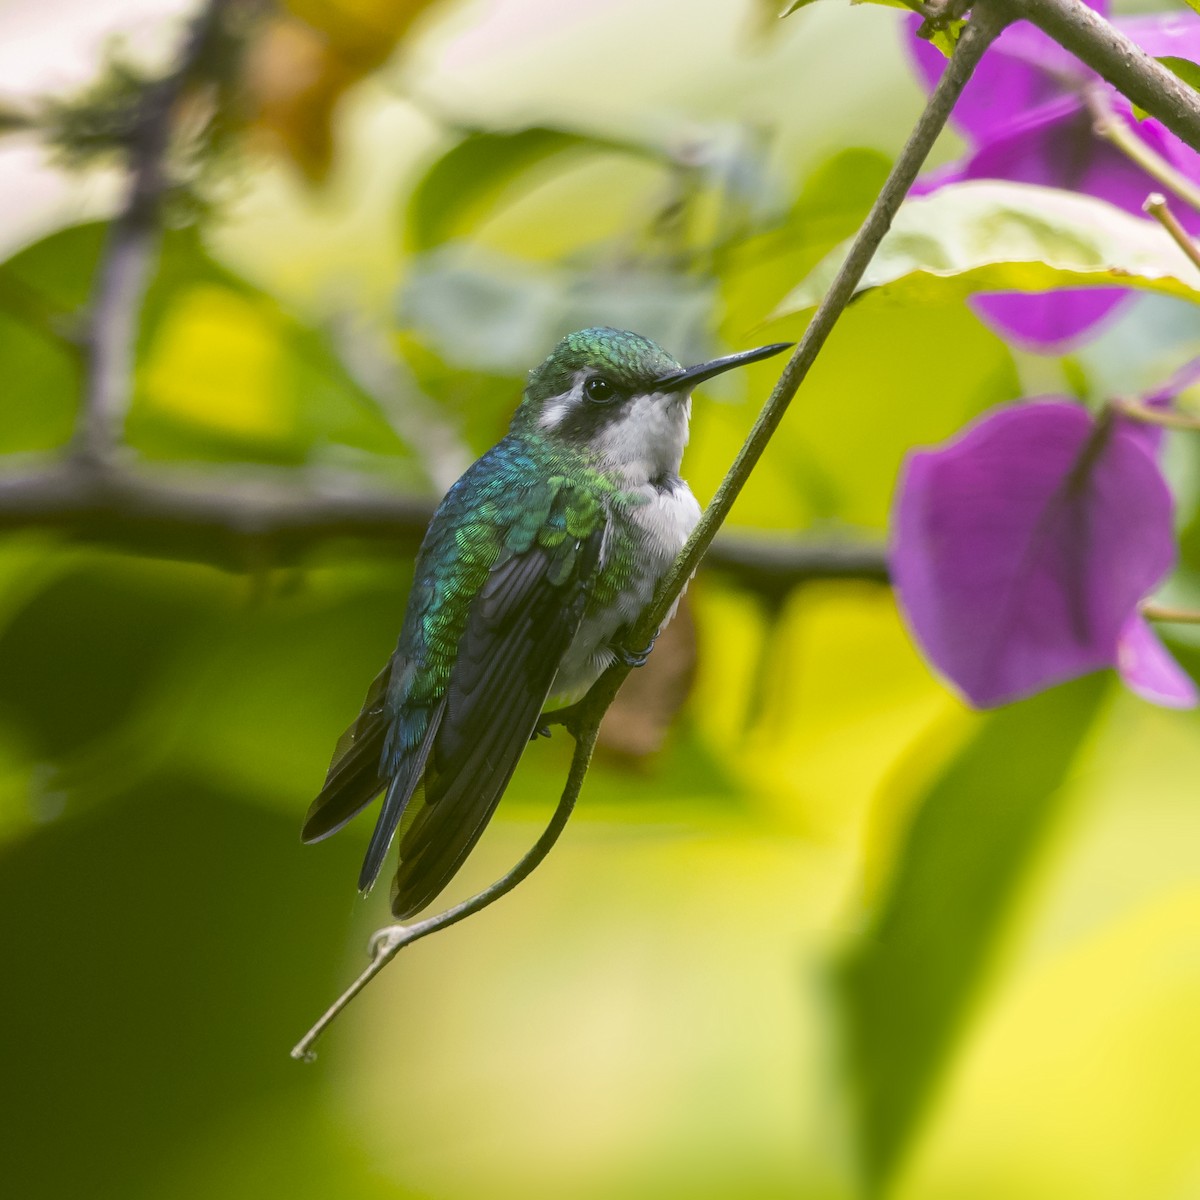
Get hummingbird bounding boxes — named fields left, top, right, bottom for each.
left=301, top=327, right=790, bottom=919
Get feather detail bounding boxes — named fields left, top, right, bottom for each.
left=300, top=663, right=393, bottom=844
left=389, top=527, right=603, bottom=917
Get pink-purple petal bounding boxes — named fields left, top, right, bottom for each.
left=891, top=401, right=1178, bottom=708
left=905, top=6, right=1200, bottom=349
left=971, top=290, right=1130, bottom=353
left=955, top=99, right=1183, bottom=212
left=1117, top=12, right=1200, bottom=62
left=1116, top=615, right=1198, bottom=708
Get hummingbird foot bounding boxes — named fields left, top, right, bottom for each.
left=535, top=702, right=588, bottom=739
left=613, top=630, right=659, bottom=668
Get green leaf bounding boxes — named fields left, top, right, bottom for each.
left=1132, top=56, right=1200, bottom=120
left=836, top=674, right=1109, bottom=1190
left=401, top=245, right=714, bottom=375
left=0, top=223, right=97, bottom=454
left=720, top=146, right=892, bottom=331
left=775, top=181, right=1200, bottom=320
left=404, top=126, right=658, bottom=252
left=928, top=17, right=965, bottom=58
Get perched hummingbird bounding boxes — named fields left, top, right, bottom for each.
left=302, top=327, right=789, bottom=918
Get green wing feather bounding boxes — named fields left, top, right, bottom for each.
left=302, top=437, right=615, bottom=916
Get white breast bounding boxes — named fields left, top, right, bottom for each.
left=549, top=479, right=701, bottom=707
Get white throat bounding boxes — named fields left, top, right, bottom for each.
left=591, top=392, right=691, bottom=486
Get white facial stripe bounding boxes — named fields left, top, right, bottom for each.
left=537, top=370, right=590, bottom=431
left=537, top=372, right=691, bottom=485
left=538, top=397, right=572, bottom=430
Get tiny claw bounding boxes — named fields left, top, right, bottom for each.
left=537, top=702, right=586, bottom=740
left=529, top=721, right=552, bottom=741
left=614, top=631, right=658, bottom=668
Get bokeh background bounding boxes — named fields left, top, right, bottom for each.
left=3, top=1, right=1200, bottom=1197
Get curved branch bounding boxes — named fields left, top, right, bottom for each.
left=288, top=5, right=1001, bottom=1059
left=290, top=720, right=599, bottom=1060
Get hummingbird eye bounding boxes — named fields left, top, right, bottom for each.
left=583, top=376, right=619, bottom=405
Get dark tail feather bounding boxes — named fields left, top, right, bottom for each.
left=301, top=663, right=394, bottom=844
left=301, top=724, right=388, bottom=843
left=357, top=697, right=447, bottom=893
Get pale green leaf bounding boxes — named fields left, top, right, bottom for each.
left=775, top=181, right=1200, bottom=319
left=404, top=126, right=657, bottom=253
left=781, top=0, right=910, bottom=15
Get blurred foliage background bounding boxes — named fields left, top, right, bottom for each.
left=2, top=0, right=1200, bottom=1198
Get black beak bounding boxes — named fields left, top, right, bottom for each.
left=653, top=342, right=792, bottom=394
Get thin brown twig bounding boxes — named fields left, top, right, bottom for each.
left=290, top=720, right=598, bottom=1061
left=1111, top=396, right=1200, bottom=431
left=613, top=3, right=1009, bottom=678
left=288, top=1, right=1007, bottom=1061
left=1143, top=192, right=1200, bottom=273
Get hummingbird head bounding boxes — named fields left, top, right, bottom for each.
left=514, top=327, right=790, bottom=484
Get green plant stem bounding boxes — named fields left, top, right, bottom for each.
left=612, top=1, right=1010, bottom=680
left=1084, top=88, right=1200, bottom=215
left=289, top=1, right=1008, bottom=1061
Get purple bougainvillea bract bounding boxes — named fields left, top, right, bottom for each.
left=892, top=400, right=1196, bottom=708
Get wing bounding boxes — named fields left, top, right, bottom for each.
left=388, top=522, right=606, bottom=918
left=300, top=662, right=394, bottom=844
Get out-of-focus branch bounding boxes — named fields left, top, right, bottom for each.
left=1008, top=0, right=1200, bottom=153
left=73, top=0, right=236, bottom=469
left=0, top=458, right=888, bottom=586
left=703, top=532, right=889, bottom=592
left=0, top=461, right=432, bottom=564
